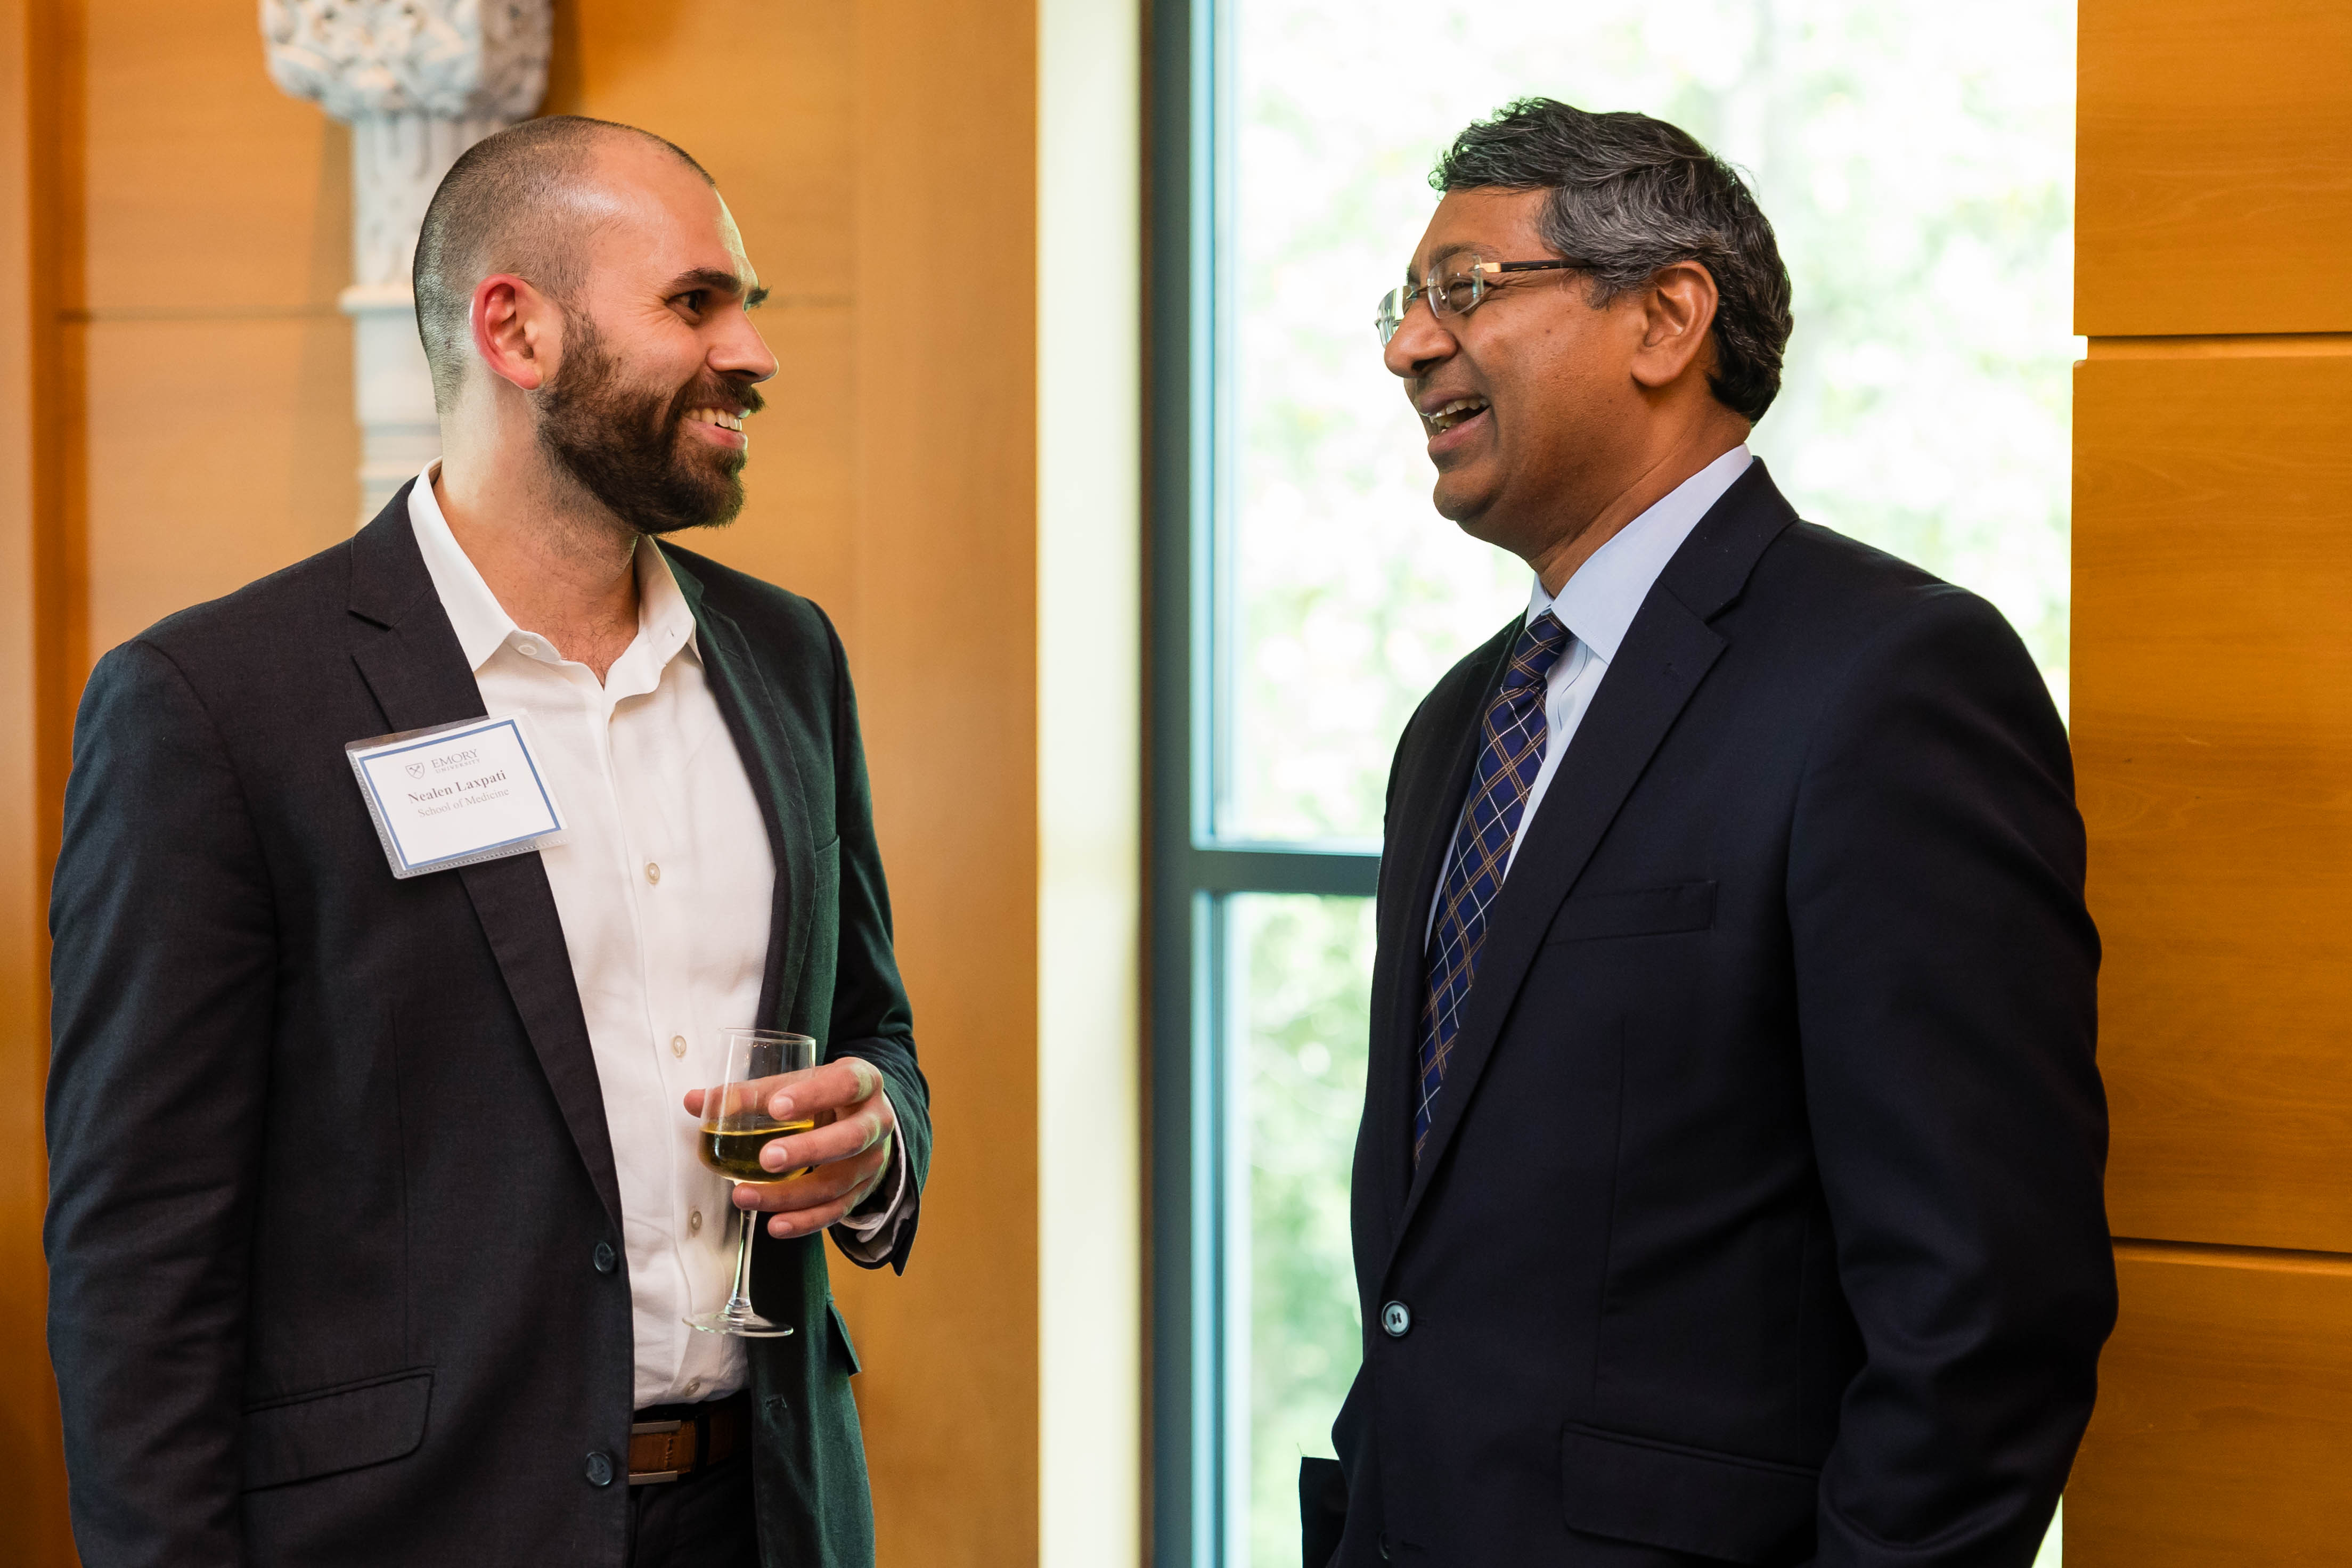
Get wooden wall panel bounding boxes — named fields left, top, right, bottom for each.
left=80, top=0, right=347, bottom=314
left=840, top=3, right=1040, bottom=1563
left=2075, top=349, right=2352, bottom=1254
left=3, top=1, right=77, bottom=1561
left=2074, top=0, right=2352, bottom=1555
left=65, top=0, right=356, bottom=673
left=544, top=1, right=855, bottom=289
left=2077, top=0, right=2352, bottom=336
left=80, top=317, right=355, bottom=654
left=2068, top=1245, right=2352, bottom=1566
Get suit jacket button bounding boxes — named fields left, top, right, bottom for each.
left=584, top=1450, right=615, bottom=1487
left=593, top=1242, right=617, bottom=1275
left=1380, top=1300, right=1411, bottom=1337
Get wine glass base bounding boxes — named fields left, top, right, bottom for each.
left=684, top=1305, right=795, bottom=1339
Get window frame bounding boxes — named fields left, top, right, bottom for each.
left=1147, top=2, right=1382, bottom=1563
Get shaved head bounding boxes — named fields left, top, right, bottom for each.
left=413, top=115, right=715, bottom=409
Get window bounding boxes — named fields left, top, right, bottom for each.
left=1149, top=3, right=2077, bottom=1563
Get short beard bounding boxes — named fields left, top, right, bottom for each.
left=533, top=308, right=761, bottom=537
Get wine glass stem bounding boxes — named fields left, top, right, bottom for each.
left=726, top=1193, right=758, bottom=1316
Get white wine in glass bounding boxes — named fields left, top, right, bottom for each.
left=685, top=1028, right=818, bottom=1338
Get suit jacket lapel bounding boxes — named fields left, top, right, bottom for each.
left=345, top=486, right=625, bottom=1231
left=661, top=548, right=816, bottom=1035
left=1382, top=462, right=1799, bottom=1265
left=1367, top=624, right=1515, bottom=1231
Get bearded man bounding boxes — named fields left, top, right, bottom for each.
left=45, top=117, right=929, bottom=1568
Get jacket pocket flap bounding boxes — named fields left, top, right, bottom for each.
left=1561, top=1423, right=1815, bottom=1564
left=242, top=1370, right=432, bottom=1492
left=1546, top=880, right=1717, bottom=943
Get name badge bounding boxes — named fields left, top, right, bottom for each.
left=346, top=714, right=567, bottom=879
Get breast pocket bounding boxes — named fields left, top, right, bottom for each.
left=1545, top=880, right=1717, bottom=944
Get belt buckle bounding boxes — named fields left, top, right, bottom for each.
left=628, top=1416, right=689, bottom=1487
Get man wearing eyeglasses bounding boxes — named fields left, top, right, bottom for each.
left=1307, top=99, right=2113, bottom=1567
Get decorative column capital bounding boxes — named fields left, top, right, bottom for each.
left=261, top=0, right=552, bottom=125
left=262, top=1, right=554, bottom=522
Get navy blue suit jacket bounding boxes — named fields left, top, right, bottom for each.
left=1318, top=462, right=2113, bottom=1566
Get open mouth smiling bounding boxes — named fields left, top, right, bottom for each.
left=1424, top=396, right=1489, bottom=433
left=1419, top=394, right=1491, bottom=449
left=683, top=405, right=751, bottom=451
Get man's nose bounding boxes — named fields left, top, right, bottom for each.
left=713, top=313, right=779, bottom=385
left=1382, top=299, right=1453, bottom=380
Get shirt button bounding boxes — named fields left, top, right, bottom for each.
left=684, top=1378, right=703, bottom=1398
left=689, top=1210, right=704, bottom=1235
left=645, top=862, right=662, bottom=884
left=584, top=1450, right=614, bottom=1487
left=671, top=1034, right=688, bottom=1058
left=517, top=641, right=538, bottom=657
left=592, top=1242, right=617, bottom=1275
left=1381, top=1300, right=1411, bottom=1338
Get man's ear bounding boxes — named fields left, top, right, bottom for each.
left=470, top=274, right=561, bottom=394
left=1629, top=259, right=1721, bottom=393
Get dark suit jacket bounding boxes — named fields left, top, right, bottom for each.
left=1316, top=463, right=2113, bottom=1566
left=45, top=485, right=932, bottom=1568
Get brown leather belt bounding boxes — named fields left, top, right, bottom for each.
left=628, top=1390, right=752, bottom=1485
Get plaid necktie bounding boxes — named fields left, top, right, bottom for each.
left=1415, top=610, right=1570, bottom=1161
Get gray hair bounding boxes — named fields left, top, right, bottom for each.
left=412, top=115, right=714, bottom=410
left=1432, top=98, right=1793, bottom=423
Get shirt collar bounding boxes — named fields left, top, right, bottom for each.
left=1530, top=444, right=1753, bottom=663
left=405, top=463, right=701, bottom=675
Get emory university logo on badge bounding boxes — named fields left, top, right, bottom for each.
left=346, top=714, right=567, bottom=879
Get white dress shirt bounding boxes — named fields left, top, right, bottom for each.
left=1430, top=445, right=1752, bottom=940
left=407, top=468, right=904, bottom=1409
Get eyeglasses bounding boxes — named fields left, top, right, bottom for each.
left=1374, top=252, right=1593, bottom=346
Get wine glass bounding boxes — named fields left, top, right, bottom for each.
left=685, top=1028, right=818, bottom=1338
